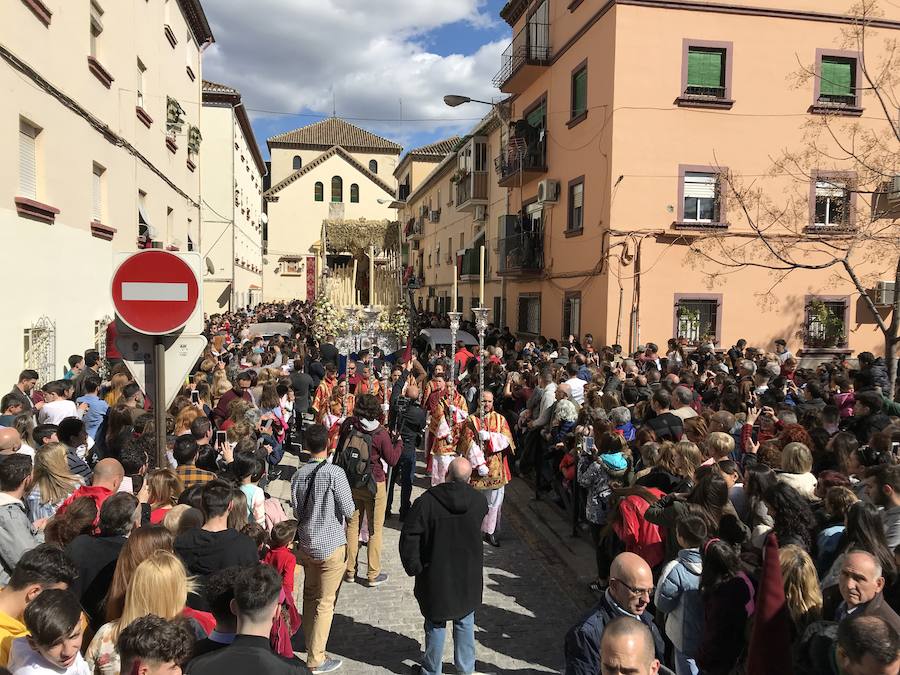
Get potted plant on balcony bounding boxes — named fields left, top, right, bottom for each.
left=449, top=168, right=469, bottom=184
left=798, top=299, right=847, bottom=349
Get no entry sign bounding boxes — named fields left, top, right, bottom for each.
left=111, top=250, right=200, bottom=335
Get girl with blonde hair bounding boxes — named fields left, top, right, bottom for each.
left=87, top=550, right=204, bottom=674
left=24, top=442, right=82, bottom=522
left=210, top=368, right=232, bottom=404
left=103, top=372, right=129, bottom=406
left=104, top=526, right=175, bottom=623
left=779, top=544, right=823, bottom=636
left=147, top=468, right=184, bottom=524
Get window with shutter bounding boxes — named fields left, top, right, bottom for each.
left=571, top=66, right=588, bottom=119
left=19, top=120, right=38, bottom=200
left=568, top=180, right=584, bottom=231
left=331, top=176, right=343, bottom=203
left=92, top=164, right=104, bottom=222
left=136, top=59, right=146, bottom=108
left=819, top=56, right=855, bottom=105
left=683, top=172, right=719, bottom=222
left=314, top=182, right=323, bottom=202
left=90, top=1, right=103, bottom=58
left=686, top=48, right=726, bottom=97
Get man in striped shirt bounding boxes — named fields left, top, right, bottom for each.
left=291, top=424, right=354, bottom=674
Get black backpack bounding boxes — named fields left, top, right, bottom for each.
left=334, top=426, right=375, bottom=493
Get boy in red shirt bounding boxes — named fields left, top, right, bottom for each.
left=263, top=519, right=298, bottom=595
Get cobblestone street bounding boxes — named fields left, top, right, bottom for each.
left=269, top=454, right=588, bottom=674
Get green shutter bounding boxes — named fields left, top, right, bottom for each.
left=820, top=57, right=853, bottom=96
left=687, top=48, right=724, bottom=88
left=526, top=102, right=545, bottom=128
left=572, top=68, right=587, bottom=116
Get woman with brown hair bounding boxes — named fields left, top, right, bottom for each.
left=147, top=468, right=184, bottom=524
left=43, top=496, right=97, bottom=548
left=104, top=525, right=175, bottom=622
left=173, top=405, right=201, bottom=438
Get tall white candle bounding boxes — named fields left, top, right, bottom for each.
left=369, top=245, right=375, bottom=306
left=452, top=263, right=458, bottom=313
left=479, top=244, right=485, bottom=307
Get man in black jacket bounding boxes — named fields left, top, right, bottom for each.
left=386, top=380, right=427, bottom=520
left=564, top=552, right=664, bottom=675
left=186, top=565, right=310, bottom=674
left=399, top=457, right=488, bottom=675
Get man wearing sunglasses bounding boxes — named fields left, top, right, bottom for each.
left=564, top=552, right=664, bottom=675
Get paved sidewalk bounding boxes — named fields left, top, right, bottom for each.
left=268, top=452, right=596, bottom=674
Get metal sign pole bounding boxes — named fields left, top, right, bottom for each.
left=154, top=337, right=167, bottom=468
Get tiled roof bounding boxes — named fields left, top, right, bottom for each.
left=268, top=117, right=402, bottom=152
left=264, top=145, right=395, bottom=199
left=407, top=136, right=461, bottom=158
left=202, top=80, right=239, bottom=95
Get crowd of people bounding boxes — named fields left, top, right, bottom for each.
left=2, top=297, right=900, bottom=675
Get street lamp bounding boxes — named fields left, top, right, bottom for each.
left=443, top=94, right=494, bottom=107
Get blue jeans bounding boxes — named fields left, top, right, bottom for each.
left=674, top=649, right=699, bottom=675
left=422, top=611, right=475, bottom=675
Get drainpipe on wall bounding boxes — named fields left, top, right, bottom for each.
left=231, top=108, right=237, bottom=311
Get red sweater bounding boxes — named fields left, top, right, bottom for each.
left=264, top=547, right=296, bottom=595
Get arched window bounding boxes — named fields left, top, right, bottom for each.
left=292, top=155, right=302, bottom=170
left=314, top=181, right=323, bottom=202
left=368, top=159, right=378, bottom=174
left=331, top=176, right=343, bottom=202
left=350, top=183, right=359, bottom=203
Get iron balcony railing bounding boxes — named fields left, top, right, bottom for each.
left=495, top=137, right=547, bottom=184
left=492, top=20, right=551, bottom=87
left=499, top=230, right=544, bottom=274
left=683, top=84, right=726, bottom=98
left=456, top=171, right=489, bottom=205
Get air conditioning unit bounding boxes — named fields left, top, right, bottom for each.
left=474, top=205, right=487, bottom=222
left=875, top=280, right=896, bottom=306
left=889, top=175, right=900, bottom=202
left=537, top=179, right=560, bottom=204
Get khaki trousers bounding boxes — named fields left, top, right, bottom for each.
left=345, top=481, right=386, bottom=581
left=298, top=544, right=346, bottom=668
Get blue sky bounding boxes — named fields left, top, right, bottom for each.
left=202, top=0, right=510, bottom=162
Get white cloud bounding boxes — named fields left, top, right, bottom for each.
left=201, top=0, right=507, bottom=144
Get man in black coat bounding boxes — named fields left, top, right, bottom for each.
left=386, top=379, right=427, bottom=520
left=399, top=457, right=488, bottom=675
left=290, top=359, right=314, bottom=415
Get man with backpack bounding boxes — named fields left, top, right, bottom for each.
left=333, top=394, right=402, bottom=588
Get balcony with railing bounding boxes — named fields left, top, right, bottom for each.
left=459, top=247, right=481, bottom=281
left=495, top=133, right=547, bottom=188
left=499, top=228, right=544, bottom=275
left=493, top=19, right=551, bottom=94
left=405, top=217, right=424, bottom=242
left=455, top=171, right=489, bottom=211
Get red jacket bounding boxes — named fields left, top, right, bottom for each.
left=55, top=485, right=113, bottom=527
left=612, top=488, right=665, bottom=569
left=264, top=546, right=296, bottom=595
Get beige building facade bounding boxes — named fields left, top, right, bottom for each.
left=399, top=114, right=508, bottom=324
left=263, top=118, right=401, bottom=302
left=0, top=0, right=212, bottom=385
left=201, top=80, right=266, bottom=312
left=493, top=0, right=899, bottom=356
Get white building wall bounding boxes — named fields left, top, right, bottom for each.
left=0, top=0, right=205, bottom=386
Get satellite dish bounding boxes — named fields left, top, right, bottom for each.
left=205, top=257, right=215, bottom=275
left=260, top=213, right=268, bottom=225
